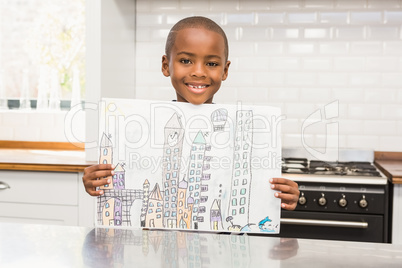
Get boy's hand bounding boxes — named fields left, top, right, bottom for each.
left=270, top=177, right=300, bottom=211
left=82, top=164, right=115, bottom=196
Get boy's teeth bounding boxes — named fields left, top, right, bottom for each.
left=190, top=85, right=206, bottom=89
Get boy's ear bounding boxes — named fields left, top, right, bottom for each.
left=222, top=60, right=231, bottom=81
left=161, top=55, right=170, bottom=77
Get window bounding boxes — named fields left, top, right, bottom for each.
left=103, top=148, right=108, bottom=156
left=0, top=0, right=86, bottom=108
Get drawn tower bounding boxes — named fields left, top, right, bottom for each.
left=187, top=130, right=208, bottom=229
left=227, top=110, right=253, bottom=227
left=140, top=179, right=150, bottom=227
left=162, top=113, right=185, bottom=228
left=112, top=163, right=125, bottom=190
left=145, top=183, right=163, bottom=228
left=99, top=133, right=113, bottom=190
left=177, top=177, right=194, bottom=229
left=210, top=199, right=223, bottom=230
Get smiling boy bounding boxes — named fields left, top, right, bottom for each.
left=83, top=16, right=300, bottom=211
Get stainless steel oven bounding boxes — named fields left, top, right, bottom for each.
left=274, top=148, right=391, bottom=243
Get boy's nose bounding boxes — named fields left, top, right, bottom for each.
left=191, top=63, right=206, bottom=77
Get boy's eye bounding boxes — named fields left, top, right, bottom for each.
left=180, top=59, right=191, bottom=64
left=207, top=62, right=218, bottom=67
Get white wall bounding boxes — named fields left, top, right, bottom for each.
left=135, top=0, right=402, bottom=152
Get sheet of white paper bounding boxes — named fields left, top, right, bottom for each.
left=96, top=98, right=282, bottom=234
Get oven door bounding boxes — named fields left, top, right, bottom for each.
left=277, top=211, right=385, bottom=243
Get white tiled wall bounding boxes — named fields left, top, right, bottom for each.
left=0, top=110, right=85, bottom=143
left=135, top=0, right=402, bottom=152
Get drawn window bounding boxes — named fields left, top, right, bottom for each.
left=174, top=148, right=179, bottom=153
left=173, top=171, right=177, bottom=178
left=243, top=170, right=248, bottom=175
left=105, top=203, right=109, bottom=208
left=116, top=220, right=121, bottom=225
left=167, top=163, right=171, bottom=171
left=174, top=163, right=178, bottom=170
left=104, top=184, right=109, bottom=187
left=239, top=120, right=242, bottom=125
left=190, top=177, right=194, bottom=183
left=165, top=203, right=169, bottom=208
left=195, top=192, right=199, bottom=197
left=103, top=159, right=107, bottom=164
left=103, top=148, right=108, bottom=156
left=243, top=162, right=248, bottom=169
left=198, top=154, right=203, bottom=160
left=105, top=211, right=109, bottom=217
left=195, top=184, right=199, bottom=189
left=240, top=197, right=246, bottom=205
left=190, top=170, right=194, bottom=175
left=194, top=207, right=198, bottom=213
left=234, top=179, right=239, bottom=186
left=232, top=189, right=237, bottom=196
left=196, top=170, right=200, bottom=175
left=157, top=215, right=161, bottom=218
left=189, top=186, right=194, bottom=191
left=240, top=188, right=246, bottom=195
left=201, top=185, right=208, bottom=191
left=235, top=163, right=240, bottom=168
left=148, top=209, right=153, bottom=213
left=156, top=208, right=161, bottom=213
left=200, top=196, right=208, bottom=202
left=240, top=207, right=245, bottom=214
left=172, top=204, right=176, bottom=208
left=166, top=148, right=171, bottom=154
left=191, top=163, right=195, bottom=168
left=197, top=163, right=202, bottom=168
left=195, top=199, right=199, bottom=204
left=119, top=174, right=123, bottom=179
left=232, top=209, right=236, bottom=216
left=191, top=154, right=195, bottom=160
left=172, top=195, right=176, bottom=201
left=157, top=202, right=162, bottom=207
left=232, top=199, right=237, bottom=206
left=243, top=152, right=248, bottom=159
left=166, top=173, right=170, bottom=180
left=179, top=201, right=183, bottom=207
left=235, top=170, right=240, bottom=177
left=196, top=177, right=201, bottom=182
left=165, top=182, right=169, bottom=188
left=243, top=144, right=249, bottom=150
left=235, top=154, right=240, bottom=160
left=165, top=190, right=169, bottom=196
left=165, top=212, right=170, bottom=217
left=165, top=197, right=169, bottom=201
left=149, top=203, right=154, bottom=207
left=242, top=179, right=247, bottom=185
left=171, top=180, right=176, bottom=185
left=172, top=212, right=176, bottom=216
left=113, top=174, right=117, bottom=179
left=199, top=206, right=206, bottom=213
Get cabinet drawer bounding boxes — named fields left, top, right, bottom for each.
left=0, top=202, right=78, bottom=225
left=0, top=171, right=78, bottom=205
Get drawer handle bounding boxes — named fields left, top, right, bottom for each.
left=0, top=181, right=10, bottom=190
left=281, top=218, right=368, bottom=229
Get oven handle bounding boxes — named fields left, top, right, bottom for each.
left=281, top=218, right=368, bottom=229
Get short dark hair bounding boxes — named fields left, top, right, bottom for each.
left=165, top=16, right=229, bottom=61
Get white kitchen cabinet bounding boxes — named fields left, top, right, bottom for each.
left=0, top=170, right=94, bottom=226
left=393, top=185, right=402, bottom=244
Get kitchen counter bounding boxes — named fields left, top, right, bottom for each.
left=0, top=222, right=401, bottom=267
left=375, top=152, right=402, bottom=184
left=0, top=141, right=96, bottom=172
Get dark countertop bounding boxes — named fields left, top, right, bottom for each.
left=0, top=222, right=401, bottom=267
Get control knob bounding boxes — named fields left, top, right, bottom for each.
left=298, top=192, right=307, bottom=205
left=338, top=194, right=348, bottom=207
left=318, top=193, right=327, bottom=206
left=359, top=195, right=368, bottom=208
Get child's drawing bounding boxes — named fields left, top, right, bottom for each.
left=96, top=99, right=282, bottom=234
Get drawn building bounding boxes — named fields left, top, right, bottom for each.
left=145, top=183, right=164, bottom=228
left=187, top=130, right=208, bottom=229
left=99, top=133, right=114, bottom=190
left=177, top=177, right=194, bottom=229
left=140, top=179, right=150, bottom=227
left=211, top=108, right=228, bottom=131
left=112, top=163, right=125, bottom=190
left=228, top=110, right=253, bottom=227
left=162, top=113, right=185, bottom=228
left=210, top=199, right=223, bottom=231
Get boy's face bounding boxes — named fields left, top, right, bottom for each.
left=162, top=27, right=230, bottom=105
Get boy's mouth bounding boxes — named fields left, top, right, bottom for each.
left=186, top=83, right=209, bottom=94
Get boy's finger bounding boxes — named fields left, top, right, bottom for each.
left=84, top=164, right=115, bottom=173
